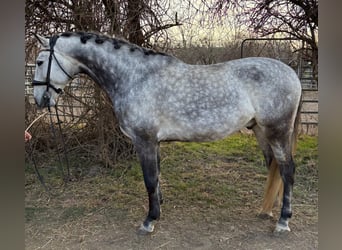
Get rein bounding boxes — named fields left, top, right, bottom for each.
left=26, top=106, right=71, bottom=193
left=48, top=105, right=71, bottom=182
left=28, top=35, right=73, bottom=191
left=32, top=35, right=73, bottom=96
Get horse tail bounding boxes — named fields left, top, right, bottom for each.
left=291, top=94, right=302, bottom=155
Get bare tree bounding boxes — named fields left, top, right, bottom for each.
left=209, top=0, right=318, bottom=77
left=25, top=0, right=181, bottom=54
left=25, top=0, right=105, bottom=61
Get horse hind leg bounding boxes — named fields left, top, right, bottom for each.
left=266, top=127, right=296, bottom=233
left=252, top=125, right=283, bottom=218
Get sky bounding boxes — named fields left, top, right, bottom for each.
left=153, top=0, right=250, bottom=47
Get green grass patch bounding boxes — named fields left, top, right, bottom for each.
left=293, top=135, right=318, bottom=201
left=25, top=133, right=318, bottom=224
left=164, top=133, right=260, bottom=159
left=25, top=207, right=49, bottom=222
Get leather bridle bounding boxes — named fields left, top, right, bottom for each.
left=32, top=35, right=73, bottom=96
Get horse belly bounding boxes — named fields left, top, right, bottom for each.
left=156, top=109, right=253, bottom=142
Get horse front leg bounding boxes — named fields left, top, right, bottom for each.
left=134, top=139, right=161, bottom=234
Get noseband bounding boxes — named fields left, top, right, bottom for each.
left=32, top=35, right=73, bottom=95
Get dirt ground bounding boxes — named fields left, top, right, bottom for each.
left=25, top=135, right=318, bottom=250
left=25, top=204, right=317, bottom=250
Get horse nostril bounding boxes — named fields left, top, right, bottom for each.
left=43, top=91, right=51, bottom=100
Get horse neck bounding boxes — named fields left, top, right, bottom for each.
left=57, top=38, right=173, bottom=93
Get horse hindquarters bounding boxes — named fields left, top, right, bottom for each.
left=134, top=138, right=162, bottom=234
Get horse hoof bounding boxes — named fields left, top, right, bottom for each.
left=137, top=223, right=154, bottom=235
left=273, top=222, right=291, bottom=235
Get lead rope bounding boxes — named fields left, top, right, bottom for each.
left=48, top=105, right=71, bottom=183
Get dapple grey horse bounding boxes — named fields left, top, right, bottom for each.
left=32, top=32, right=302, bottom=234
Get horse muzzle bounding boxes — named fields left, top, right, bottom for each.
left=34, top=90, right=53, bottom=108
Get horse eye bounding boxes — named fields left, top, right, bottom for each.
left=37, top=61, right=43, bottom=66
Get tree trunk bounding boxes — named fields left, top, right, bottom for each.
left=102, top=0, right=122, bottom=35
left=124, top=0, right=145, bottom=45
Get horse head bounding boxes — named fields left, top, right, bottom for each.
left=32, top=34, right=78, bottom=108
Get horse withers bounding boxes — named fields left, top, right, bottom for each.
left=31, top=32, right=302, bottom=234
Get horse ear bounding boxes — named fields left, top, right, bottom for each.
left=33, top=34, right=49, bottom=48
